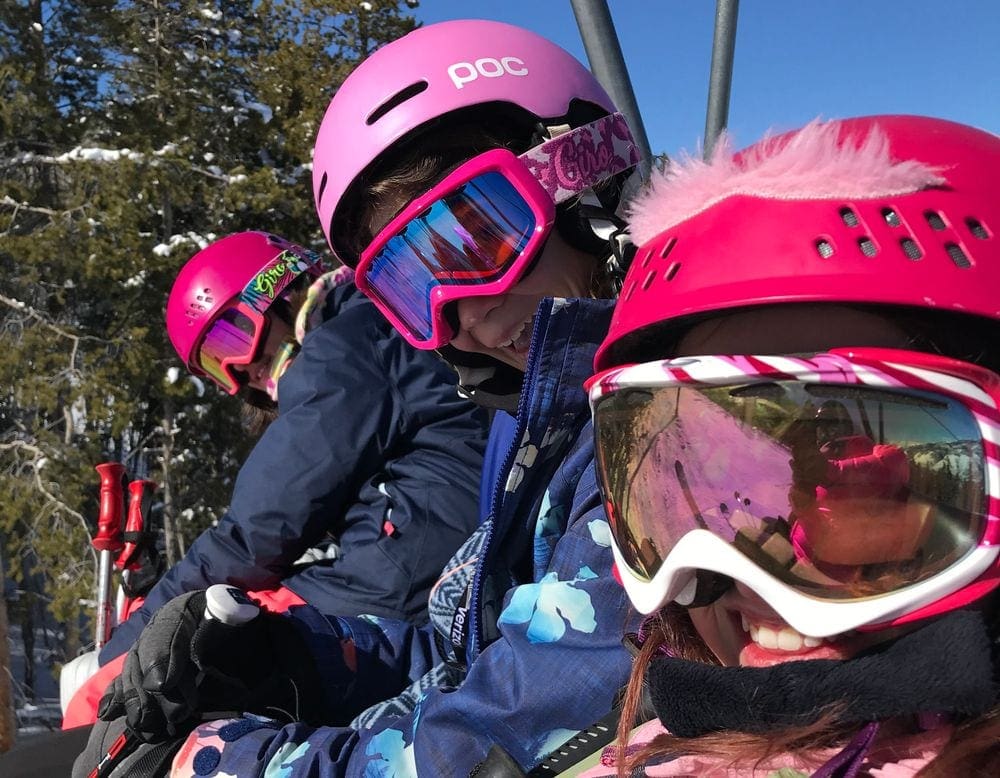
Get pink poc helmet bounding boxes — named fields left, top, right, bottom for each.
left=588, top=115, right=1000, bottom=636
left=312, top=18, right=623, bottom=264
left=166, top=231, right=324, bottom=394
left=312, top=19, right=637, bottom=409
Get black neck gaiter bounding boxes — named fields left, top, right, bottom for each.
left=647, top=609, right=997, bottom=738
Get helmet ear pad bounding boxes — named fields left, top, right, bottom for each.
left=553, top=169, right=631, bottom=256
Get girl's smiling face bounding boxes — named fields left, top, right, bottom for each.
left=368, top=190, right=596, bottom=373
left=673, top=304, right=914, bottom=668
left=689, top=583, right=912, bottom=668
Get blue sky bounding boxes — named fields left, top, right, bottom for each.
left=415, top=1, right=1000, bottom=157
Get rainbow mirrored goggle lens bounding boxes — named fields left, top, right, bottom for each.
left=589, top=350, right=1000, bottom=634
left=362, top=168, right=539, bottom=344
left=357, top=112, right=640, bottom=349
left=197, top=306, right=265, bottom=394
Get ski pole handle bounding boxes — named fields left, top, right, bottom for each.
left=93, top=463, right=127, bottom=552
left=204, top=584, right=260, bottom=625
left=116, top=479, right=157, bottom=570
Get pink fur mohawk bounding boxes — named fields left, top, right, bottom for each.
left=627, top=118, right=947, bottom=247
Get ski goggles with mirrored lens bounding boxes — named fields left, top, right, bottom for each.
left=197, top=250, right=315, bottom=394
left=356, top=112, right=639, bottom=349
left=588, top=348, right=1000, bottom=637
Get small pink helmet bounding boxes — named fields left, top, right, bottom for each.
left=166, top=231, right=324, bottom=378
left=596, top=115, right=1000, bottom=370
left=312, top=19, right=617, bottom=262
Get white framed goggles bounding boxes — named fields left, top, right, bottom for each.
left=587, top=348, right=1000, bottom=638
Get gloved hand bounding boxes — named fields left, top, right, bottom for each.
left=98, top=587, right=328, bottom=742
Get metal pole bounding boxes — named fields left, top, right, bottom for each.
left=703, top=0, right=740, bottom=159
left=569, top=0, right=653, bottom=179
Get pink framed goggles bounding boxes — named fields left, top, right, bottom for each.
left=197, top=250, right=317, bottom=394
left=588, top=348, right=1000, bottom=638
left=355, top=112, right=639, bottom=349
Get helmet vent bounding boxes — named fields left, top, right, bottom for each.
left=658, top=236, right=677, bottom=259
left=367, top=82, right=429, bottom=126
left=900, top=238, right=922, bottom=260
left=641, top=270, right=656, bottom=291
left=317, top=172, right=328, bottom=206
left=924, top=211, right=947, bottom=231
left=815, top=239, right=835, bottom=259
left=881, top=208, right=901, bottom=228
left=839, top=207, right=860, bottom=228
left=966, top=217, right=989, bottom=240
left=945, top=242, right=971, bottom=268
left=858, top=237, right=877, bottom=257
left=665, top=262, right=681, bottom=282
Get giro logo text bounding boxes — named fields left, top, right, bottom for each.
left=447, top=56, right=528, bottom=89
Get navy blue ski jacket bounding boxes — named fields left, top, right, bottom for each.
left=100, top=282, right=489, bottom=664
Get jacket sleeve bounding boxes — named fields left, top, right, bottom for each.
left=100, top=310, right=409, bottom=665
left=168, top=465, right=637, bottom=777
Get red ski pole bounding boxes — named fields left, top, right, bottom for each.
left=116, top=479, right=157, bottom=572
left=93, top=462, right=126, bottom=651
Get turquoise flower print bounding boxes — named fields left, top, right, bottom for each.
left=364, top=728, right=417, bottom=777
left=264, top=741, right=311, bottom=778
left=499, top=567, right=598, bottom=643
left=533, top=489, right=566, bottom=569
left=535, top=491, right=564, bottom=542
left=588, top=518, right=612, bottom=547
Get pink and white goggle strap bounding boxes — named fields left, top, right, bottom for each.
left=519, top=112, right=640, bottom=205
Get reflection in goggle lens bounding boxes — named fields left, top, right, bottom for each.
left=595, top=382, right=987, bottom=601
left=198, top=307, right=261, bottom=391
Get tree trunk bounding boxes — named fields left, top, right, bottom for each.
left=0, top=548, right=16, bottom=752
left=161, top=404, right=181, bottom=567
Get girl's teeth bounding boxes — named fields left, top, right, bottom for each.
left=776, top=628, right=802, bottom=651
left=505, top=319, right=529, bottom=349
left=744, top=619, right=825, bottom=652
left=756, top=625, right=778, bottom=650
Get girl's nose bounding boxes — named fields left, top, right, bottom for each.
left=456, top=294, right=503, bottom=333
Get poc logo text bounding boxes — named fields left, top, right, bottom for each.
left=447, top=56, right=528, bottom=89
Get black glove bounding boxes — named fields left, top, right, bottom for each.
left=71, top=714, right=184, bottom=778
left=98, top=589, right=328, bottom=742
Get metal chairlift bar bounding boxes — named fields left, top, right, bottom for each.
left=569, top=0, right=653, bottom=179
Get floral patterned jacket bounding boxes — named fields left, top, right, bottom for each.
left=170, top=297, right=638, bottom=777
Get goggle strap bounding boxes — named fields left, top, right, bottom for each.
left=519, top=112, right=640, bottom=205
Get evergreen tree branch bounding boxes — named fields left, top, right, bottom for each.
left=0, top=293, right=109, bottom=347
left=0, top=440, right=96, bottom=569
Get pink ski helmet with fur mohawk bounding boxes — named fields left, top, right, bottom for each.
left=595, top=115, right=1000, bottom=370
